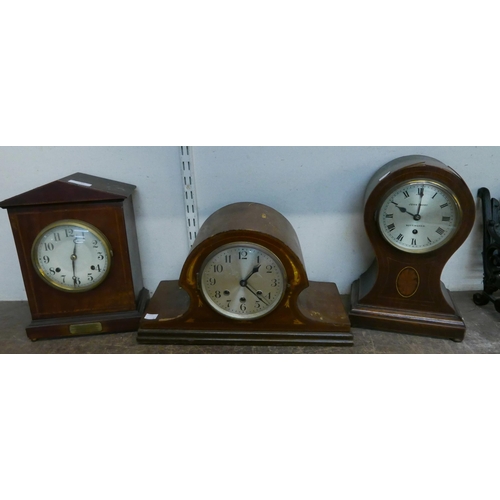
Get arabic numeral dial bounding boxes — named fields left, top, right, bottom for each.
left=32, top=220, right=112, bottom=292
left=200, top=242, right=287, bottom=320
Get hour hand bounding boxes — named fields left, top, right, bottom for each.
left=396, top=206, right=416, bottom=217
left=71, top=242, right=77, bottom=278
left=240, top=264, right=261, bottom=286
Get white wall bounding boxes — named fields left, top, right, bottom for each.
left=0, top=146, right=494, bottom=301
left=0, top=147, right=187, bottom=301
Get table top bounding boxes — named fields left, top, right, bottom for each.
left=1, top=291, right=499, bottom=353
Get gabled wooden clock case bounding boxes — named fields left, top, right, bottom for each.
left=0, top=172, right=149, bottom=340
left=138, top=202, right=352, bottom=346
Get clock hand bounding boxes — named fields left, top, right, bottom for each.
left=395, top=205, right=417, bottom=217
left=238, top=264, right=270, bottom=305
left=71, top=242, right=78, bottom=285
left=239, top=264, right=261, bottom=287
left=416, top=186, right=425, bottom=218
left=244, top=282, right=270, bottom=306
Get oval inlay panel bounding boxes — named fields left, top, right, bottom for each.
left=396, top=267, right=420, bottom=298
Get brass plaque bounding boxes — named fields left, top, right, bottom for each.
left=69, top=322, right=103, bottom=335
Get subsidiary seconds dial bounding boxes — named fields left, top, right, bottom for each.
left=378, top=180, right=462, bottom=253
left=31, top=220, right=112, bottom=292
left=200, top=242, right=286, bottom=320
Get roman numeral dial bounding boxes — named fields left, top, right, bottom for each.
left=378, top=180, right=461, bottom=253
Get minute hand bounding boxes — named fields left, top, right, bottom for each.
left=416, top=187, right=424, bottom=216
left=245, top=282, right=270, bottom=306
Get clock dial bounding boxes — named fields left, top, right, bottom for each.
left=32, top=220, right=112, bottom=292
left=378, top=180, right=461, bottom=253
left=200, top=242, right=286, bottom=320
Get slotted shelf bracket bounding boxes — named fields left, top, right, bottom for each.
left=179, top=146, right=200, bottom=248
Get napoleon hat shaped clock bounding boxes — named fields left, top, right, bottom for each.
left=138, top=202, right=352, bottom=346
left=349, top=155, right=475, bottom=341
left=0, top=172, right=149, bottom=340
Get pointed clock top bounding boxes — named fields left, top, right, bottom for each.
left=0, top=172, right=137, bottom=208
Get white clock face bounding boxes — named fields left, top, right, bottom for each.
left=200, top=242, right=286, bottom=320
left=378, top=180, right=461, bottom=253
left=32, top=220, right=112, bottom=292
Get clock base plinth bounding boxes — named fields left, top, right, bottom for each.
left=27, top=287, right=150, bottom=341
left=138, top=329, right=353, bottom=346
left=349, top=280, right=465, bottom=342
left=137, top=280, right=352, bottom=346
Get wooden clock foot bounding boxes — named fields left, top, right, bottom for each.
left=349, top=280, right=466, bottom=342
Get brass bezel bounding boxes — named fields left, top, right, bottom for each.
left=31, top=219, right=113, bottom=293
left=377, top=179, right=463, bottom=254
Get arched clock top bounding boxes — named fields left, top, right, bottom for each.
left=363, top=155, right=465, bottom=204
left=180, top=202, right=308, bottom=291
left=191, top=202, right=305, bottom=263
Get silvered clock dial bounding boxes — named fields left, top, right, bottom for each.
left=200, top=242, right=286, bottom=320
left=378, top=180, right=462, bottom=253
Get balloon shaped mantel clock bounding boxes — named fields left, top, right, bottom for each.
left=349, top=155, right=475, bottom=342
left=138, top=202, right=352, bottom=346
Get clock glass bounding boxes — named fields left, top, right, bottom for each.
left=378, top=180, right=462, bottom=253
left=378, top=179, right=461, bottom=253
left=31, top=220, right=112, bottom=292
left=200, top=242, right=286, bottom=320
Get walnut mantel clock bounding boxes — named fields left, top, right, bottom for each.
left=349, top=155, right=475, bottom=341
left=138, top=202, right=352, bottom=346
left=0, top=172, right=149, bottom=340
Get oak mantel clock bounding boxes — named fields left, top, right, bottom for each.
left=0, top=172, right=149, bottom=340
left=138, top=202, right=352, bottom=346
left=349, top=155, right=475, bottom=341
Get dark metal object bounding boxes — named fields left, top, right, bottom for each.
left=473, top=188, right=500, bottom=312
